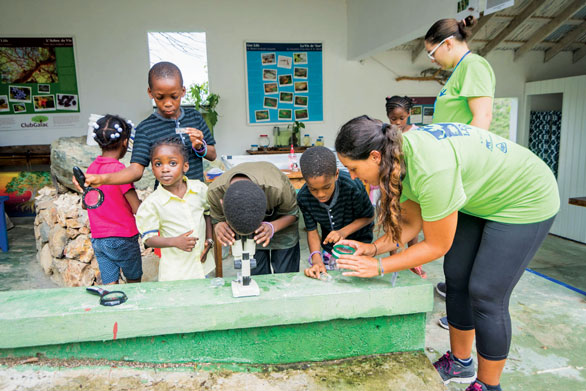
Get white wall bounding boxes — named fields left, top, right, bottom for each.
left=1, top=0, right=585, bottom=155
left=346, top=0, right=455, bottom=60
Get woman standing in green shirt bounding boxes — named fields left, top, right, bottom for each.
left=334, top=116, right=559, bottom=391
left=426, top=16, right=495, bottom=129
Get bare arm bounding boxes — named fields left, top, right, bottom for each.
left=254, top=214, right=298, bottom=247
left=205, top=145, right=217, bottom=161
left=336, top=210, right=457, bottom=277
left=145, top=230, right=196, bottom=252
left=123, top=188, right=142, bottom=214
left=83, top=163, right=145, bottom=187
left=468, top=96, right=493, bottom=130
left=304, top=229, right=327, bottom=279
left=323, top=216, right=374, bottom=245
left=345, top=200, right=422, bottom=257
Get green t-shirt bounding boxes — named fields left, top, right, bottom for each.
left=400, top=124, right=559, bottom=224
left=433, top=53, right=495, bottom=124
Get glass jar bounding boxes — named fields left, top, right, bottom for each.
left=250, top=144, right=259, bottom=151
left=259, top=134, right=270, bottom=149
left=315, top=136, right=324, bottom=146
left=303, top=134, right=311, bottom=146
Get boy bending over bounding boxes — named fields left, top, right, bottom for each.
left=208, top=162, right=300, bottom=275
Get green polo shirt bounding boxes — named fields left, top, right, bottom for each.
left=400, top=123, right=560, bottom=224
left=433, top=53, right=495, bottom=124
left=207, top=162, right=299, bottom=250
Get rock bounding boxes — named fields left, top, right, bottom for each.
left=50, top=136, right=155, bottom=192
left=65, top=218, right=83, bottom=229
left=79, top=226, right=90, bottom=235
left=39, top=244, right=53, bottom=274
left=63, top=260, right=95, bottom=287
left=39, top=221, right=50, bottom=243
left=141, top=252, right=159, bottom=282
left=64, top=234, right=93, bottom=263
left=48, top=225, right=68, bottom=258
left=35, top=198, right=54, bottom=211
left=66, top=227, right=80, bottom=239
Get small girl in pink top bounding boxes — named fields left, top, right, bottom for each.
left=86, top=114, right=142, bottom=284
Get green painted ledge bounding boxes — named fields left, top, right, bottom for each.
left=0, top=271, right=433, bottom=364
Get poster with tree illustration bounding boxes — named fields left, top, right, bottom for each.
left=0, top=37, right=80, bottom=130
left=1, top=171, right=51, bottom=216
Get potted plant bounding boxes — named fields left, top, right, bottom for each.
left=187, top=82, right=220, bottom=135
left=290, top=121, right=305, bottom=146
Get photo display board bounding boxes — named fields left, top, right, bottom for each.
left=245, top=42, right=323, bottom=124
left=0, top=37, right=80, bottom=130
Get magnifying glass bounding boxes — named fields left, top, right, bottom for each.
left=86, top=286, right=128, bottom=306
left=331, top=244, right=356, bottom=259
left=73, top=166, right=104, bottom=209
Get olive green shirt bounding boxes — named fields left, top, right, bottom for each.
left=207, top=162, right=299, bottom=250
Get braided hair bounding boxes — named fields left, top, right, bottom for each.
left=425, top=15, right=477, bottom=44
left=335, top=115, right=404, bottom=243
left=91, top=114, right=133, bottom=151
left=150, top=135, right=189, bottom=162
left=385, top=95, right=414, bottom=117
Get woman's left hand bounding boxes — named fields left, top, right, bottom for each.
left=335, top=254, right=380, bottom=278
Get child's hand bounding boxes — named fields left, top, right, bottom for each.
left=323, top=230, right=345, bottom=245
left=173, top=230, right=197, bottom=252
left=254, top=222, right=272, bottom=247
left=215, top=222, right=235, bottom=246
left=185, top=128, right=205, bottom=149
left=200, top=239, right=213, bottom=263
left=304, top=262, right=327, bottom=279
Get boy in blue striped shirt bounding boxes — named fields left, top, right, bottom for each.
left=297, top=146, right=374, bottom=279
left=84, top=62, right=216, bottom=187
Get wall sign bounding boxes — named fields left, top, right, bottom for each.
left=245, top=42, right=323, bottom=125
left=0, top=37, right=80, bottom=130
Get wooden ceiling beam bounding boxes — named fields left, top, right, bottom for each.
left=479, top=0, right=544, bottom=57
left=411, top=39, right=425, bottom=63
left=468, top=12, right=496, bottom=41
left=514, top=0, right=586, bottom=61
left=544, top=21, right=586, bottom=62
left=573, top=45, right=586, bottom=63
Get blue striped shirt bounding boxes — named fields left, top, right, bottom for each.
left=297, top=171, right=374, bottom=253
left=131, top=107, right=215, bottom=181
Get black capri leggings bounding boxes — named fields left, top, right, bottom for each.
left=444, top=212, right=555, bottom=361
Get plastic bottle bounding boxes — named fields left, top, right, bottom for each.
left=315, top=137, right=324, bottom=146
left=288, top=144, right=299, bottom=171
left=303, top=134, right=311, bottom=146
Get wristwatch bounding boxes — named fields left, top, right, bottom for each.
left=206, top=238, right=214, bottom=247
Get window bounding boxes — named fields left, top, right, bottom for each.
left=147, top=32, right=208, bottom=105
left=489, top=98, right=518, bottom=141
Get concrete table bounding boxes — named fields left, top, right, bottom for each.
left=0, top=271, right=432, bottom=365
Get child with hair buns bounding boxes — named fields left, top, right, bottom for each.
left=86, top=114, right=142, bottom=285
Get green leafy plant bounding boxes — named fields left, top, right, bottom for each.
left=187, top=82, right=220, bottom=134
left=292, top=121, right=305, bottom=146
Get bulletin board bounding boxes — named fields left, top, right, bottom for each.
left=408, top=97, right=436, bottom=126
left=245, top=42, right=323, bottom=125
left=0, top=37, right=80, bottom=130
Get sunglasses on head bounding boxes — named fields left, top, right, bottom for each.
left=427, top=35, right=454, bottom=60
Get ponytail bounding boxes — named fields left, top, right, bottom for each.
left=425, top=16, right=476, bottom=43
left=335, top=115, right=404, bottom=243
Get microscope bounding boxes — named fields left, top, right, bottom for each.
left=231, top=234, right=260, bottom=298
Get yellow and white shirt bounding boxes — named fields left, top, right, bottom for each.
left=136, top=178, right=215, bottom=281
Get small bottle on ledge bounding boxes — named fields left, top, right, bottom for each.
left=289, top=144, right=299, bottom=171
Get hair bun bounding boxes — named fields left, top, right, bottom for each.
left=463, top=15, right=476, bottom=28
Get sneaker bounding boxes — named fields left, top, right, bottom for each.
left=433, top=351, right=477, bottom=384
left=466, top=380, right=501, bottom=391
left=436, top=282, right=446, bottom=298
left=438, top=316, right=449, bottom=330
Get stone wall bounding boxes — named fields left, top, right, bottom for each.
left=34, top=186, right=156, bottom=287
